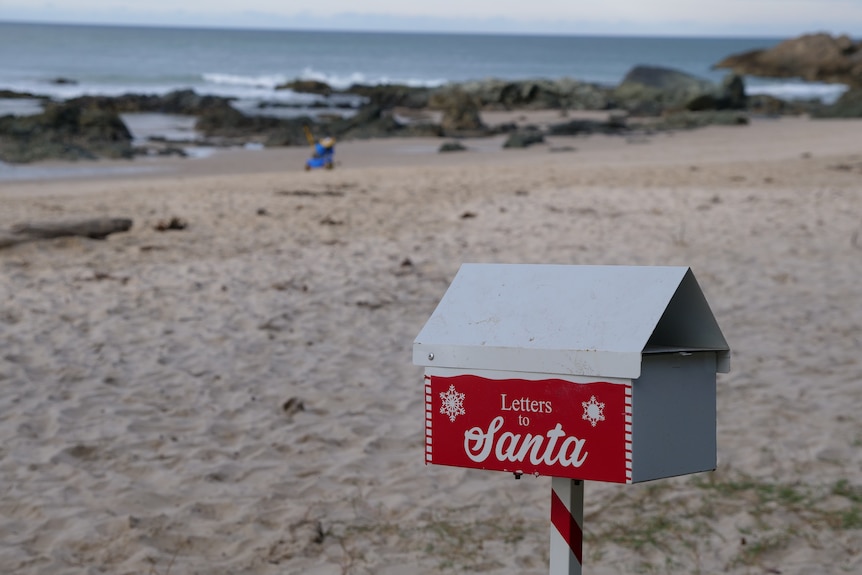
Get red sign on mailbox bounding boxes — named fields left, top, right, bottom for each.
left=425, top=374, right=632, bottom=483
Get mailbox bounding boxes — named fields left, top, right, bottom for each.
left=414, top=264, right=730, bottom=484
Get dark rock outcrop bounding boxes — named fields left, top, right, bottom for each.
left=722, top=74, right=748, bottom=109
left=328, top=105, right=401, bottom=139
left=195, top=104, right=314, bottom=146
left=0, top=102, right=133, bottom=163
left=613, top=65, right=720, bottom=115
left=649, top=110, right=749, bottom=130
left=746, top=94, right=824, bottom=116
left=547, top=117, right=629, bottom=136
left=439, top=141, right=467, bottom=153
left=66, top=89, right=235, bottom=115
left=503, top=129, right=544, bottom=148
left=0, top=89, right=46, bottom=99
left=685, top=74, right=748, bottom=111
left=812, top=87, right=862, bottom=117
left=432, top=79, right=610, bottom=111
left=434, top=89, right=487, bottom=136
left=328, top=104, right=442, bottom=140
left=346, top=84, right=430, bottom=109
left=0, top=68, right=765, bottom=164
left=453, top=79, right=566, bottom=109
left=714, top=33, right=862, bottom=87
left=202, top=101, right=442, bottom=146
left=276, top=80, right=334, bottom=96
left=620, top=65, right=715, bottom=92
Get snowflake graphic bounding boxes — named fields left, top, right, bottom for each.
left=439, top=384, right=466, bottom=422
left=582, top=395, right=605, bottom=427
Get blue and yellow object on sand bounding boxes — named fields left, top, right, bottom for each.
left=304, top=126, right=335, bottom=170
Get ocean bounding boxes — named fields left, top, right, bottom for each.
left=0, top=20, right=849, bottom=114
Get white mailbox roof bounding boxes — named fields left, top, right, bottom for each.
left=413, top=264, right=730, bottom=379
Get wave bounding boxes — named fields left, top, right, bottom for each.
left=197, top=69, right=445, bottom=104
left=202, top=72, right=289, bottom=90
left=295, top=67, right=447, bottom=90
left=198, top=74, right=316, bottom=103
left=202, top=68, right=447, bottom=91
left=746, top=81, right=847, bottom=105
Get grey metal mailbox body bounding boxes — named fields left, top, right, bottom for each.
left=413, top=264, right=730, bottom=484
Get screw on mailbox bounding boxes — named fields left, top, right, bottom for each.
left=427, top=353, right=434, bottom=361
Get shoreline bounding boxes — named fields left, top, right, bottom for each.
left=2, top=114, right=860, bottom=187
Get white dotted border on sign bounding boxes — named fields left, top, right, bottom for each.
left=624, top=382, right=633, bottom=483
left=425, top=375, right=433, bottom=464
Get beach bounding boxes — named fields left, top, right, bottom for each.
left=1, top=115, right=861, bottom=574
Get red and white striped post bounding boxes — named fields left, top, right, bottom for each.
left=550, top=477, right=584, bottom=575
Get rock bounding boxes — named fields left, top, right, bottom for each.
left=276, top=80, right=333, bottom=96
left=199, top=95, right=441, bottom=146
left=66, top=89, right=235, bottom=115
left=647, top=110, right=749, bottom=131
left=0, top=89, right=44, bottom=99
left=327, top=104, right=440, bottom=140
left=0, top=102, right=133, bottom=163
left=554, top=78, right=612, bottom=111
left=195, top=103, right=260, bottom=136
left=503, top=129, right=544, bottom=148
left=495, top=122, right=519, bottom=133
left=505, top=80, right=563, bottom=109
left=620, top=65, right=714, bottom=92
left=282, top=397, right=305, bottom=419
left=439, top=141, right=467, bottom=153
left=685, top=74, right=747, bottom=112
left=745, top=94, right=823, bottom=116
left=613, top=65, right=719, bottom=115
left=547, top=118, right=629, bottom=136
left=720, top=74, right=747, bottom=109
left=345, top=84, right=430, bottom=109
left=714, top=33, right=862, bottom=86
left=745, top=94, right=793, bottom=116
left=157, top=89, right=234, bottom=114
left=331, top=105, right=399, bottom=139
left=683, top=94, right=719, bottom=112
left=434, top=89, right=487, bottom=136
left=433, top=78, right=610, bottom=111
left=607, top=111, right=629, bottom=128
left=154, top=217, right=188, bottom=232
left=195, top=103, right=313, bottom=147
left=812, top=86, right=862, bottom=117
left=154, top=146, right=188, bottom=157
left=462, top=79, right=564, bottom=109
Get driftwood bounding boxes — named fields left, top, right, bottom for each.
left=0, top=217, right=133, bottom=249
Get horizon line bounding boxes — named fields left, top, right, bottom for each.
left=0, top=17, right=802, bottom=40
left=0, top=12, right=840, bottom=40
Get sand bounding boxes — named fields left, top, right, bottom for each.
left=1, top=115, right=861, bottom=574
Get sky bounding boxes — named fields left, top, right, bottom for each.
left=2, top=0, right=862, bottom=37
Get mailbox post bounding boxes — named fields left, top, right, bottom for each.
left=414, top=264, right=729, bottom=574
